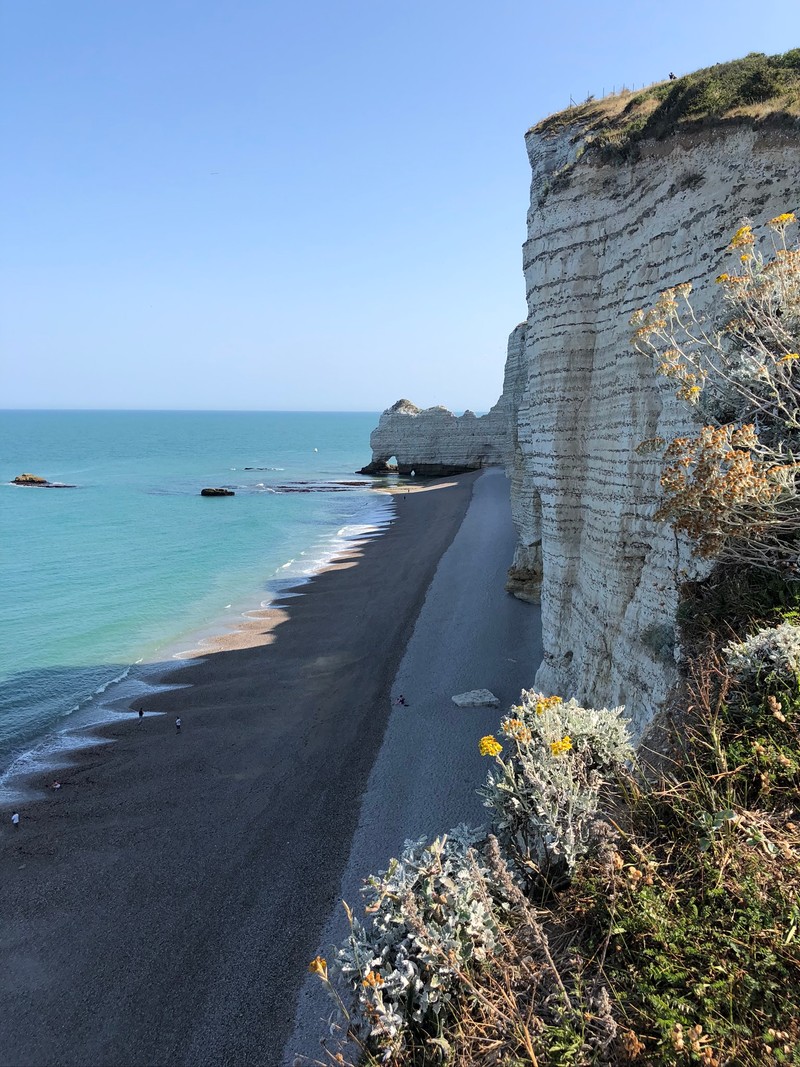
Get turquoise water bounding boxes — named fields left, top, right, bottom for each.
left=0, top=411, right=392, bottom=779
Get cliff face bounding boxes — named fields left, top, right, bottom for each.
left=512, top=121, right=799, bottom=733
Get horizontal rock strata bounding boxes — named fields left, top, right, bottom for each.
left=359, top=398, right=511, bottom=476
left=509, top=120, right=800, bottom=735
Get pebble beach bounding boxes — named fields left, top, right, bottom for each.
left=0, top=469, right=542, bottom=1067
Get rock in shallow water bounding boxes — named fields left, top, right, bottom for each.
left=12, top=473, right=76, bottom=488
left=451, top=689, right=500, bottom=708
left=13, top=473, right=48, bottom=485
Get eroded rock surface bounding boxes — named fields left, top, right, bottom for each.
left=508, top=120, right=800, bottom=734
left=359, top=398, right=510, bottom=476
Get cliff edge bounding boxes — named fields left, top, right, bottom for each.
left=513, top=97, right=799, bottom=734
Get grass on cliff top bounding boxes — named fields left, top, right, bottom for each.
left=530, top=50, right=800, bottom=159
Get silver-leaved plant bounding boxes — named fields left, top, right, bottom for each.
left=331, top=825, right=505, bottom=1061
left=479, top=690, right=632, bottom=884
left=725, top=620, right=800, bottom=685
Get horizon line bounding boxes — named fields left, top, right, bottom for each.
left=0, top=406, right=491, bottom=415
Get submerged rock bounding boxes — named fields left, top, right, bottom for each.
left=451, top=689, right=500, bottom=708
left=200, top=487, right=235, bottom=497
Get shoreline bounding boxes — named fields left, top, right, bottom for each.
left=0, top=485, right=398, bottom=803
left=0, top=473, right=480, bottom=1067
left=286, top=469, right=543, bottom=1064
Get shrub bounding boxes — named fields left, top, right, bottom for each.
left=327, top=825, right=506, bottom=1061
left=478, top=690, right=632, bottom=886
left=725, top=620, right=800, bottom=684
left=633, top=213, right=800, bottom=573
left=568, top=648, right=800, bottom=1066
left=722, top=622, right=800, bottom=801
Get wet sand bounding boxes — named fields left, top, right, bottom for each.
left=0, top=475, right=477, bottom=1067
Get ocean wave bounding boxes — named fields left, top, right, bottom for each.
left=0, top=665, right=195, bottom=802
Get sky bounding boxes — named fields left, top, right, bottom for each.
left=1, top=1, right=798, bottom=412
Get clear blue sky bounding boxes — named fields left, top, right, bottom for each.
left=1, top=1, right=796, bottom=411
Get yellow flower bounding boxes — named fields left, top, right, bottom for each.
left=729, top=224, right=754, bottom=248
left=533, top=694, right=562, bottom=715
left=550, top=735, right=572, bottom=756
left=479, top=735, right=503, bottom=757
left=740, top=253, right=751, bottom=263
left=308, top=956, right=328, bottom=980
left=778, top=352, right=800, bottom=363
left=768, top=212, right=796, bottom=228
left=715, top=273, right=730, bottom=284
left=362, top=970, right=385, bottom=988
left=502, top=717, right=523, bottom=735
left=502, top=718, right=532, bottom=742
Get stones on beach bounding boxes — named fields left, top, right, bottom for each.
left=451, top=689, right=500, bottom=708
left=200, top=487, right=235, bottom=496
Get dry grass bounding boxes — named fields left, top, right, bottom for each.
left=528, top=50, right=800, bottom=161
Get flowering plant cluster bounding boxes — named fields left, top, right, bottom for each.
left=327, top=825, right=506, bottom=1061
left=312, top=698, right=631, bottom=1057
left=479, top=689, right=632, bottom=883
left=632, top=212, right=800, bottom=572
left=725, top=620, right=800, bottom=686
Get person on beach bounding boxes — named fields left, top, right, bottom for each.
left=138, top=707, right=144, bottom=724
left=11, top=812, right=20, bottom=828
left=175, top=717, right=182, bottom=732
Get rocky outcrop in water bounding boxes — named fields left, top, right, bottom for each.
left=358, top=398, right=511, bottom=476
left=12, top=473, right=76, bottom=488
left=201, top=487, right=235, bottom=497
left=13, top=473, right=48, bottom=485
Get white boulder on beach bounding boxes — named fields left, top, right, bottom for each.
left=451, top=689, right=500, bottom=708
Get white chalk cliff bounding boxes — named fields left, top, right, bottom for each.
left=359, top=398, right=511, bottom=476
left=514, top=119, right=799, bottom=734
left=364, top=116, right=800, bottom=736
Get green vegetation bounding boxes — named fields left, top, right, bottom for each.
left=568, top=646, right=800, bottom=1064
left=531, top=51, right=800, bottom=161
left=313, top=639, right=800, bottom=1064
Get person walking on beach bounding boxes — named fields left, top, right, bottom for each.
left=138, top=707, right=144, bottom=724
left=11, top=812, right=20, bottom=828
left=175, top=717, right=182, bottom=733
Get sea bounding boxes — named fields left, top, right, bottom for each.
left=0, top=410, right=395, bottom=796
